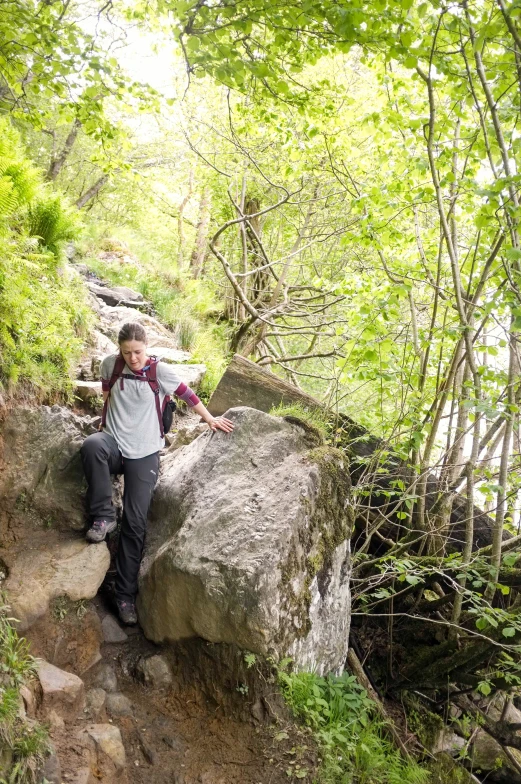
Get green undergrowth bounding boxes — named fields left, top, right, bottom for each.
left=278, top=668, right=431, bottom=784
left=0, top=598, right=48, bottom=783
left=0, top=117, right=93, bottom=397
left=83, top=247, right=229, bottom=400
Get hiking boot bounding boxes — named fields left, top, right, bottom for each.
left=86, top=519, right=117, bottom=543
left=116, top=600, right=137, bottom=626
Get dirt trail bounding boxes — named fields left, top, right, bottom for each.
left=25, top=583, right=316, bottom=784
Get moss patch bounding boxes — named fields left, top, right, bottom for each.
left=405, top=695, right=445, bottom=750
left=427, top=752, right=475, bottom=783
left=277, top=446, right=353, bottom=644
left=282, top=415, right=325, bottom=448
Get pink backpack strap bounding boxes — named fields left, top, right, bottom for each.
left=145, top=357, right=164, bottom=437
left=101, top=354, right=126, bottom=428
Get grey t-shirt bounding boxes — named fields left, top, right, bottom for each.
left=101, top=354, right=186, bottom=459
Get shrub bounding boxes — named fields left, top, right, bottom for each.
left=278, top=667, right=431, bottom=784
left=27, top=195, right=78, bottom=256
left=0, top=118, right=92, bottom=396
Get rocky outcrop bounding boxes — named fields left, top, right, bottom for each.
left=77, top=329, right=117, bottom=382
left=97, top=305, right=181, bottom=349
left=209, top=353, right=320, bottom=416
left=138, top=407, right=353, bottom=675
left=101, top=614, right=128, bottom=643
left=87, top=281, right=144, bottom=305
left=74, top=380, right=103, bottom=407
left=136, top=654, right=173, bottom=689
left=78, top=723, right=127, bottom=782
left=4, top=538, right=109, bottom=631
left=0, top=405, right=97, bottom=530
left=472, top=730, right=521, bottom=783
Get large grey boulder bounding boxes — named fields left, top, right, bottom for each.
left=0, top=405, right=97, bottom=530
left=138, top=407, right=353, bottom=674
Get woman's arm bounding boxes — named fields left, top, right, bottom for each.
left=162, top=365, right=234, bottom=433
left=192, top=401, right=234, bottom=433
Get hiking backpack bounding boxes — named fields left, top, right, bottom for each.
left=100, top=354, right=176, bottom=437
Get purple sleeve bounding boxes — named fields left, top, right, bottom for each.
left=174, top=382, right=200, bottom=408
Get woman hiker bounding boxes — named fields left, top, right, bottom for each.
left=80, top=321, right=234, bottom=626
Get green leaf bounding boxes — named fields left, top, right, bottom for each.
left=502, top=627, right=516, bottom=638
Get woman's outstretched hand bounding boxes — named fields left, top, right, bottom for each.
left=208, top=416, right=234, bottom=433
left=192, top=401, right=235, bottom=433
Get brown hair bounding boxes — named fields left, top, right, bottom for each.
left=118, top=322, right=147, bottom=345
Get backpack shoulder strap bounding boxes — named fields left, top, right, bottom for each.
left=145, top=357, right=164, bottom=437
left=146, top=356, right=159, bottom=383
left=110, top=354, right=126, bottom=388
left=101, top=354, right=126, bottom=428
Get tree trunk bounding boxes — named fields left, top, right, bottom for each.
left=75, top=174, right=109, bottom=209
left=189, top=186, right=211, bottom=279
left=46, top=118, right=81, bottom=181
left=177, top=170, right=194, bottom=272
left=245, top=197, right=269, bottom=307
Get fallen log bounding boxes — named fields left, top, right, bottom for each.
left=209, top=355, right=500, bottom=550
left=208, top=353, right=322, bottom=416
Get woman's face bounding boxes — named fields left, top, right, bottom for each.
left=120, top=339, right=148, bottom=371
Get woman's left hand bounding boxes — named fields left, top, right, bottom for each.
left=208, top=416, right=235, bottom=433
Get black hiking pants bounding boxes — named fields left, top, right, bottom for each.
left=80, top=431, right=160, bottom=603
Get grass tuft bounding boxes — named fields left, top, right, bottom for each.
left=270, top=402, right=331, bottom=442
left=0, top=597, right=48, bottom=783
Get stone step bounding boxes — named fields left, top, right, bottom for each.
left=87, top=281, right=143, bottom=305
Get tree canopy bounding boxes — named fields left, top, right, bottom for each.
left=3, top=0, right=521, bottom=776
